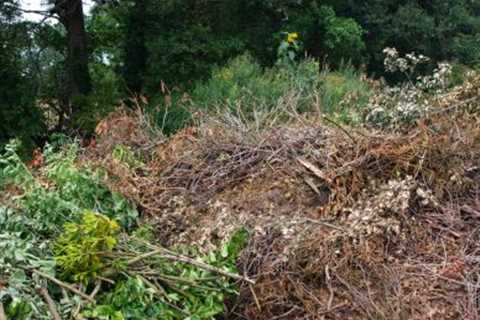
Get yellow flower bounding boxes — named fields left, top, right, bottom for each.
left=287, top=32, right=299, bottom=43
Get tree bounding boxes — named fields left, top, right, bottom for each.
left=122, top=0, right=148, bottom=94
left=0, top=0, right=45, bottom=149
left=19, top=0, right=92, bottom=129
left=54, top=0, right=92, bottom=98
left=51, top=0, right=92, bottom=127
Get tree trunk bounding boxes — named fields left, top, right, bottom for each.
left=55, top=0, right=91, bottom=121
left=123, top=0, right=148, bottom=94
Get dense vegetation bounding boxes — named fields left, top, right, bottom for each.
left=1, top=0, right=480, bottom=147
left=0, top=138, right=250, bottom=319
left=1, top=0, right=480, bottom=319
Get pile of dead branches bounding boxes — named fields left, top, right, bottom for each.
left=87, top=75, right=480, bottom=319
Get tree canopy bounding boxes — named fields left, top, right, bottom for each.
left=1, top=0, right=479, bottom=146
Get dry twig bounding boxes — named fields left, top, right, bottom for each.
left=37, top=287, right=62, bottom=320
left=31, top=269, right=94, bottom=303
left=0, top=302, right=6, bottom=320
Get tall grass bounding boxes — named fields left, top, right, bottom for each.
left=148, top=54, right=371, bottom=134
left=319, top=64, right=371, bottom=123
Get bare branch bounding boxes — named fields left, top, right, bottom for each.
left=37, top=287, right=62, bottom=320
left=0, top=302, right=6, bottom=320
left=30, top=269, right=95, bottom=303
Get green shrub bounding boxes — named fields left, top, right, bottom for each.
left=0, top=141, right=138, bottom=235
left=54, top=211, right=120, bottom=283
left=448, top=62, right=472, bottom=87
left=148, top=54, right=322, bottom=134
left=147, top=93, right=193, bottom=136
left=148, top=53, right=375, bottom=134
left=191, top=54, right=320, bottom=115
left=319, top=64, right=371, bottom=122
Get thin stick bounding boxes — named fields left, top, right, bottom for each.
left=89, top=281, right=102, bottom=300
left=31, top=269, right=94, bottom=303
left=249, top=283, right=261, bottom=311
left=160, top=253, right=256, bottom=284
left=325, top=265, right=334, bottom=311
left=305, top=218, right=346, bottom=232
left=127, top=248, right=163, bottom=265
left=322, top=115, right=357, bottom=143
left=37, top=288, right=62, bottom=320
left=0, top=302, right=6, bottom=320
left=127, top=245, right=255, bottom=284
left=303, top=176, right=321, bottom=195
left=297, top=158, right=332, bottom=184
left=96, top=276, right=115, bottom=285
left=72, top=281, right=102, bottom=319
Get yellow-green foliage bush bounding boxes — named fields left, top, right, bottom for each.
left=54, top=211, right=120, bottom=283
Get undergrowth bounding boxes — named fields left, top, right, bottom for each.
left=0, top=139, right=138, bottom=234
left=149, top=54, right=370, bottom=135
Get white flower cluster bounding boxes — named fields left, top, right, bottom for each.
left=366, top=85, right=429, bottom=126
left=383, top=47, right=430, bottom=74
left=417, top=62, right=452, bottom=92
left=366, top=48, right=452, bottom=128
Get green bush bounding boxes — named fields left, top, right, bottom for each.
left=148, top=54, right=322, bottom=134
left=319, top=64, right=371, bottom=122
left=148, top=53, right=375, bottom=134
left=191, top=54, right=320, bottom=115
left=147, top=93, right=193, bottom=136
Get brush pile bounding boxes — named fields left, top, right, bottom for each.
left=2, top=69, right=479, bottom=319
left=89, top=73, right=480, bottom=319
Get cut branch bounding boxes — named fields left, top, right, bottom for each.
left=37, top=287, right=62, bottom=320
left=161, top=253, right=255, bottom=284
left=30, top=269, right=94, bottom=303
left=0, top=302, right=6, bottom=320
left=127, top=246, right=255, bottom=284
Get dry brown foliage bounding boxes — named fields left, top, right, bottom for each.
left=86, top=76, right=480, bottom=319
